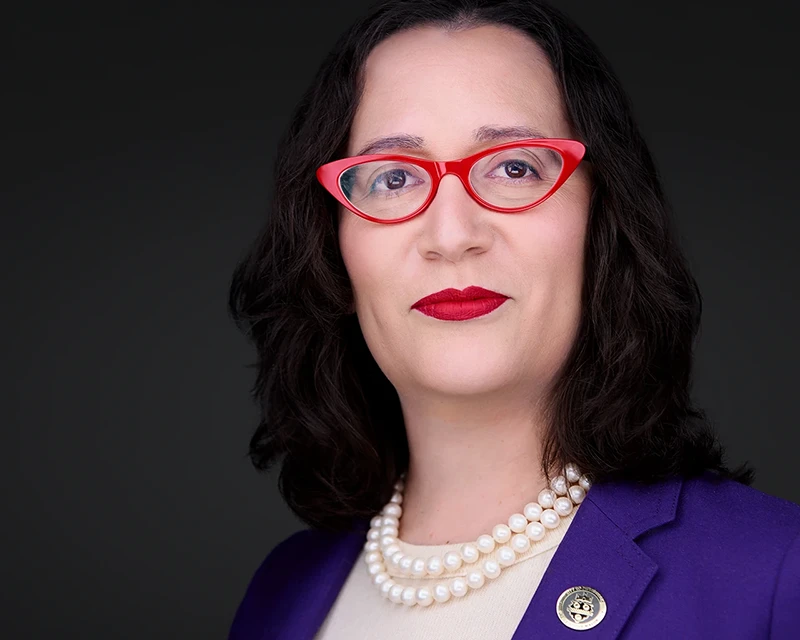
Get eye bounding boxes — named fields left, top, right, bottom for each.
left=372, top=169, right=415, bottom=191
left=369, top=166, right=426, bottom=195
left=488, top=159, right=541, bottom=181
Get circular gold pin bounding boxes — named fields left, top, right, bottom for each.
left=556, top=586, right=607, bottom=630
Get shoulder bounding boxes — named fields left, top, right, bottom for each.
left=236, top=528, right=322, bottom=596
left=640, top=471, right=800, bottom=564
left=238, top=526, right=353, bottom=578
left=643, top=473, right=800, bottom=636
left=677, top=471, right=800, bottom=542
left=228, top=527, right=361, bottom=639
left=228, top=530, right=309, bottom=639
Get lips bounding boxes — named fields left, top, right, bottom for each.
left=411, top=285, right=509, bottom=321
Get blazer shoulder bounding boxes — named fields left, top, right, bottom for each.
left=254, top=528, right=315, bottom=574
left=770, top=524, right=800, bottom=636
left=677, top=475, right=800, bottom=637
left=680, top=472, right=800, bottom=534
left=662, top=472, right=800, bottom=574
left=229, top=530, right=309, bottom=639
left=228, top=527, right=359, bottom=639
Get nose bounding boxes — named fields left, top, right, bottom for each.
left=415, top=174, right=493, bottom=261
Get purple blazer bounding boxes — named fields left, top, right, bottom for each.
left=229, top=472, right=800, bottom=639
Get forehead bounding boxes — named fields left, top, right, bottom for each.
left=348, top=24, right=569, bottom=157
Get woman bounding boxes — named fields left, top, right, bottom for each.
left=227, top=0, right=799, bottom=638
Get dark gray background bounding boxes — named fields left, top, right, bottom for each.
left=3, top=1, right=798, bottom=638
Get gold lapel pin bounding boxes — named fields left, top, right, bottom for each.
left=556, top=586, right=607, bottom=630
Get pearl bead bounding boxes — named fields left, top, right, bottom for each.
left=399, top=555, right=414, bottom=574
left=497, top=546, right=517, bottom=567
left=383, top=543, right=400, bottom=558
left=366, top=551, right=381, bottom=564
left=569, top=485, right=586, bottom=504
left=426, top=555, right=444, bottom=576
left=416, top=586, right=434, bottom=606
left=389, top=583, right=404, bottom=603
left=461, top=543, right=479, bottom=564
left=368, top=529, right=380, bottom=541
left=579, top=474, right=592, bottom=491
left=443, top=551, right=462, bottom=571
left=537, top=489, right=556, bottom=509
left=511, top=533, right=531, bottom=553
left=390, top=491, right=403, bottom=504
left=380, top=525, right=398, bottom=537
left=526, top=521, right=545, bottom=541
left=565, top=463, right=581, bottom=483
left=523, top=502, right=543, bottom=521
left=433, top=583, right=451, bottom=603
left=380, top=580, right=394, bottom=597
left=466, top=570, right=485, bottom=589
left=550, top=475, right=568, bottom=495
left=541, top=508, right=561, bottom=529
left=373, top=572, right=390, bottom=586
left=383, top=503, right=402, bottom=518
left=401, top=586, right=417, bottom=606
left=380, top=536, right=396, bottom=548
left=508, top=513, right=528, bottom=533
left=411, top=557, right=427, bottom=577
left=390, top=551, right=403, bottom=568
left=450, top=577, right=468, bottom=597
left=492, top=524, right=512, bottom=543
left=382, top=515, right=399, bottom=528
left=554, top=496, right=574, bottom=517
left=370, top=516, right=383, bottom=528
left=476, top=534, right=496, bottom=553
left=482, top=558, right=502, bottom=579
left=365, top=541, right=379, bottom=552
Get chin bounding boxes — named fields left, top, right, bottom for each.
left=413, top=353, right=523, bottom=395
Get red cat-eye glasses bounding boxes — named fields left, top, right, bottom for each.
left=316, top=138, right=588, bottom=224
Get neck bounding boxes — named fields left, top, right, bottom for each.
left=395, top=389, right=549, bottom=546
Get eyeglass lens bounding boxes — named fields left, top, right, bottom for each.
left=338, top=146, right=564, bottom=220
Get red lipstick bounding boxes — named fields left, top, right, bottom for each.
left=411, top=285, right=510, bottom=321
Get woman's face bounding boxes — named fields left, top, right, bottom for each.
left=338, top=24, right=592, bottom=400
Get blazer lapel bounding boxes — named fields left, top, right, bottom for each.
left=510, top=475, right=683, bottom=639
left=282, top=476, right=682, bottom=640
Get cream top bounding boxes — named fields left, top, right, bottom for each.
left=315, top=505, right=579, bottom=640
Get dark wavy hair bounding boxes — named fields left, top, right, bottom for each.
left=228, top=0, right=754, bottom=532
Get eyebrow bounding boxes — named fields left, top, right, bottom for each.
left=353, top=125, right=549, bottom=157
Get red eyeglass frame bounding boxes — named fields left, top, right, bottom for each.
left=315, top=137, right=588, bottom=224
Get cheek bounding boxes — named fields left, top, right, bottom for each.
left=338, top=225, right=365, bottom=305
left=338, top=215, right=395, bottom=306
left=547, top=197, right=589, bottom=322
left=515, top=190, right=589, bottom=273
left=547, top=180, right=590, bottom=254
left=338, top=208, right=368, bottom=277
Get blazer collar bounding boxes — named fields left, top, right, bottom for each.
left=287, top=475, right=683, bottom=640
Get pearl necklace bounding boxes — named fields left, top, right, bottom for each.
left=363, top=463, right=591, bottom=607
